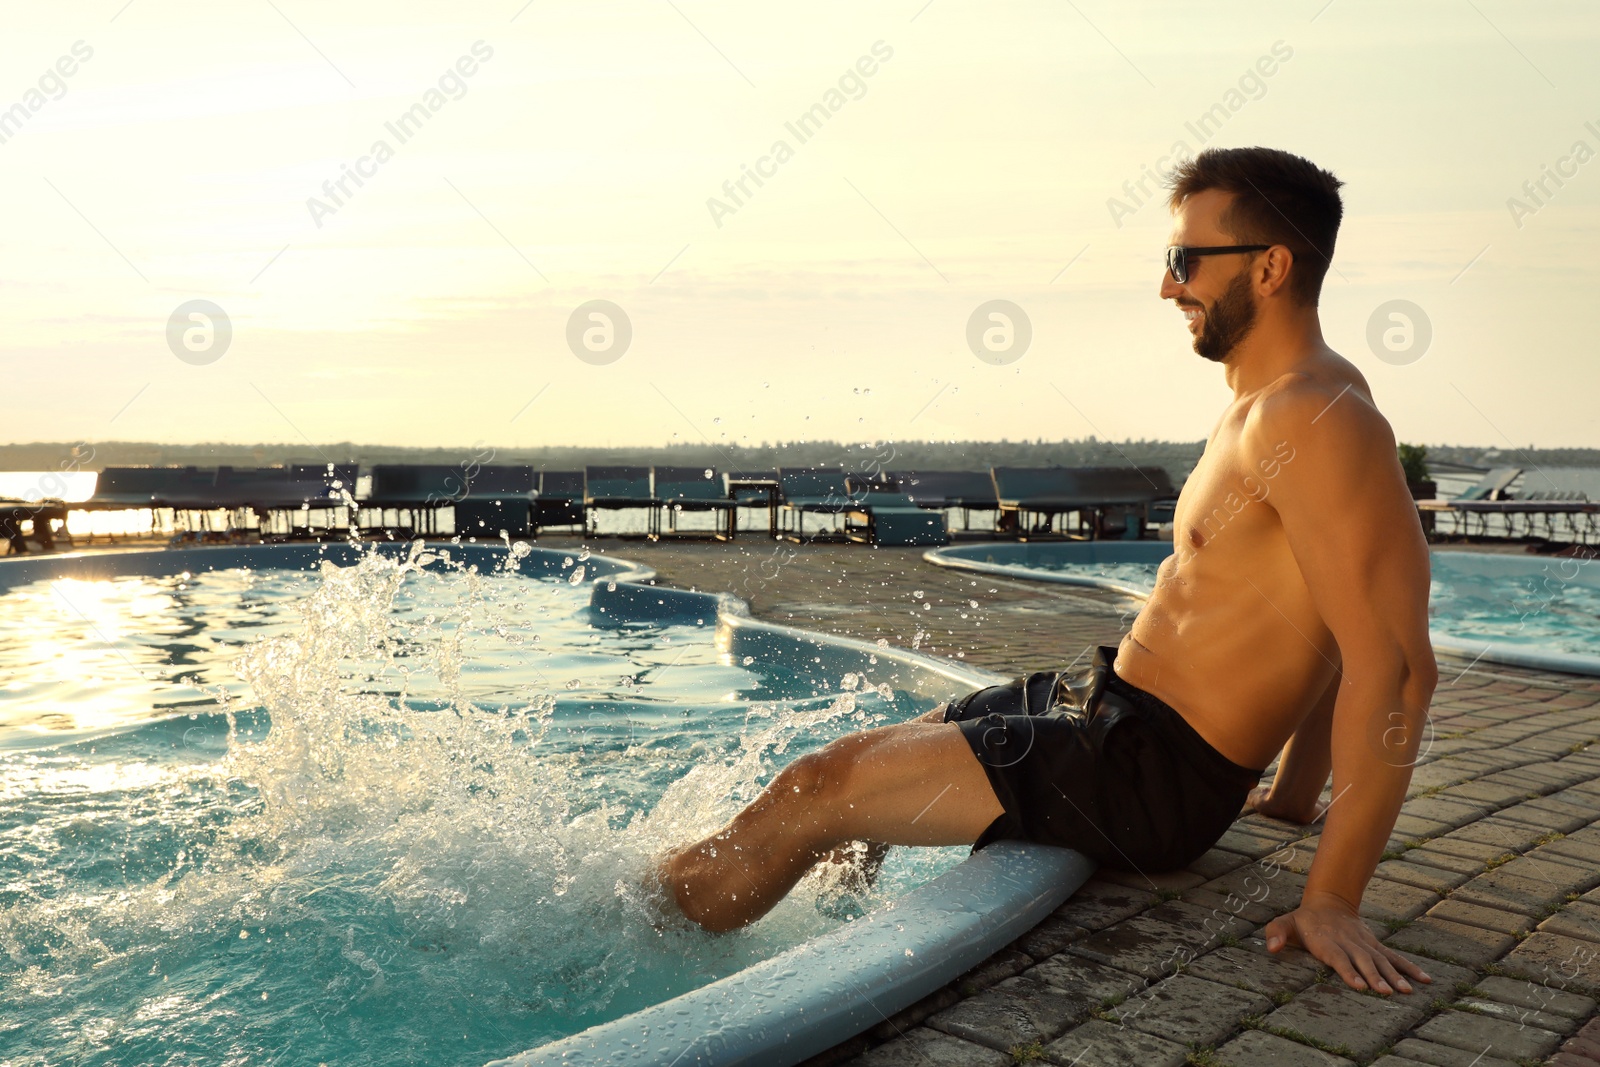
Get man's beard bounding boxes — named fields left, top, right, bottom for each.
left=1192, top=268, right=1258, bottom=363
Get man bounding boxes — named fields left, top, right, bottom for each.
left=658, top=146, right=1438, bottom=996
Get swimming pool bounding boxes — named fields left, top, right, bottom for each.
left=0, top=543, right=1092, bottom=1066
left=924, top=541, right=1600, bottom=676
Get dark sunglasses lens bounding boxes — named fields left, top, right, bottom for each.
left=1168, top=248, right=1187, bottom=282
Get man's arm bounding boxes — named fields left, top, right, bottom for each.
left=1246, top=663, right=1336, bottom=823
left=1244, top=381, right=1439, bottom=995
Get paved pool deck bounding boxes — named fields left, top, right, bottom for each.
left=566, top=534, right=1600, bottom=1067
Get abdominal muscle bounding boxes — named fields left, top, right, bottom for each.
left=1111, top=533, right=1340, bottom=772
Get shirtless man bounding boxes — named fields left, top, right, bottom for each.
left=658, top=146, right=1438, bottom=996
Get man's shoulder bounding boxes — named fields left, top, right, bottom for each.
left=1247, top=360, right=1385, bottom=447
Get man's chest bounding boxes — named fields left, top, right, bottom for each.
left=1172, top=429, right=1298, bottom=560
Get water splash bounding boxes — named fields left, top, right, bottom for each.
left=0, top=544, right=951, bottom=1064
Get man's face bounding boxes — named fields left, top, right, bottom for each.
left=1160, top=189, right=1261, bottom=364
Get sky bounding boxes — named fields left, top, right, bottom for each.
left=1, top=0, right=1596, bottom=457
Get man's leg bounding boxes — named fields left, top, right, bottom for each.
left=659, top=715, right=1002, bottom=932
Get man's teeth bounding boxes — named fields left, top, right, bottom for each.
left=1183, top=309, right=1201, bottom=321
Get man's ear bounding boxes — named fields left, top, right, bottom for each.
left=1256, top=245, right=1295, bottom=299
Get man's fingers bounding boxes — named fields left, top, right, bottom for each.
left=1373, top=952, right=1412, bottom=995
left=1384, top=947, right=1432, bottom=984
left=1315, top=938, right=1365, bottom=991
left=1262, top=914, right=1298, bottom=952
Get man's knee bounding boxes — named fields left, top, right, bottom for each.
left=776, top=732, right=879, bottom=813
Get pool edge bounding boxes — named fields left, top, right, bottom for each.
left=925, top=541, right=1600, bottom=679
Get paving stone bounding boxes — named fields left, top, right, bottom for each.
left=1452, top=996, right=1577, bottom=1035
left=853, top=1026, right=1010, bottom=1067
left=1470, top=974, right=1597, bottom=1019
left=1493, top=799, right=1592, bottom=833
left=1427, top=898, right=1533, bottom=936
left=1051, top=878, right=1156, bottom=933
left=953, top=947, right=1033, bottom=996
left=1039, top=1018, right=1189, bottom=1067
left=927, top=975, right=1090, bottom=1050
left=1388, top=952, right=1477, bottom=996
left=1213, top=1029, right=1356, bottom=1067
left=1201, top=866, right=1308, bottom=919
left=1446, top=778, right=1540, bottom=807
left=1562, top=1030, right=1600, bottom=1060
left=1024, top=952, right=1147, bottom=1008
left=1413, top=1008, right=1565, bottom=1061
left=1373, top=859, right=1472, bottom=894
left=1499, top=932, right=1600, bottom=996
left=1182, top=886, right=1276, bottom=926
left=1385, top=917, right=1516, bottom=966
left=1447, top=817, right=1554, bottom=853
left=1234, top=814, right=1312, bottom=843
left=1015, top=917, right=1091, bottom=959
left=1548, top=786, right=1600, bottom=815
left=1399, top=846, right=1490, bottom=877
left=1388, top=1037, right=1523, bottom=1067
left=1538, top=834, right=1600, bottom=867
left=1401, top=795, right=1494, bottom=829
left=1392, top=812, right=1455, bottom=843
left=1539, top=900, right=1600, bottom=945
left=1358, top=877, right=1442, bottom=924
left=1103, top=974, right=1268, bottom=1048
left=1406, top=762, right=1472, bottom=794
left=1452, top=869, right=1568, bottom=915
left=1417, top=835, right=1518, bottom=865
left=1186, top=846, right=1251, bottom=882
left=1260, top=981, right=1430, bottom=1060
left=1183, top=934, right=1325, bottom=998
left=1094, top=867, right=1206, bottom=894
left=1215, top=826, right=1292, bottom=859
left=1067, top=901, right=1252, bottom=980
left=1503, top=855, right=1600, bottom=896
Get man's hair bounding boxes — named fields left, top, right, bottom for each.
left=1167, top=147, right=1344, bottom=307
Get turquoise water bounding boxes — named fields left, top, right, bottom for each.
left=0, top=546, right=961, bottom=1066
left=1016, top=552, right=1600, bottom=660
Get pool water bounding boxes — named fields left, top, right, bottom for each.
left=0, top=545, right=961, bottom=1066
left=1017, top=552, right=1600, bottom=661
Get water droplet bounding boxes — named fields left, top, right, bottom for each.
left=567, top=565, right=587, bottom=584
left=742, top=656, right=754, bottom=665
left=912, top=590, right=924, bottom=599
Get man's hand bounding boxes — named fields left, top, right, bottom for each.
left=1242, top=784, right=1329, bottom=825
left=1264, top=891, right=1431, bottom=995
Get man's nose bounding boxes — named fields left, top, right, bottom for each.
left=1159, top=270, right=1183, bottom=300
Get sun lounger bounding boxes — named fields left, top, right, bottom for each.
left=991, top=466, right=1176, bottom=540
left=583, top=466, right=655, bottom=537
left=653, top=466, right=736, bottom=539
left=453, top=465, right=537, bottom=539
left=1453, top=467, right=1522, bottom=502
left=535, top=471, right=585, bottom=534
left=885, top=470, right=999, bottom=533
left=776, top=468, right=947, bottom=545
left=362, top=465, right=467, bottom=537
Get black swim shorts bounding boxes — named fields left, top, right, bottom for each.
left=944, top=645, right=1266, bottom=871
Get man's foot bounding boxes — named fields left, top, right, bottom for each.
left=637, top=847, right=700, bottom=933
left=812, top=840, right=889, bottom=920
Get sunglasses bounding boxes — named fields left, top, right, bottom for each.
left=1165, top=244, right=1270, bottom=284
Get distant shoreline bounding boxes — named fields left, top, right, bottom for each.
left=1, top=439, right=1589, bottom=477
